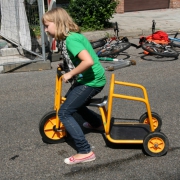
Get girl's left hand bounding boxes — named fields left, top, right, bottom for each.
left=62, top=72, right=73, bottom=83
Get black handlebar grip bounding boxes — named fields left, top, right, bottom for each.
left=57, top=67, right=63, bottom=79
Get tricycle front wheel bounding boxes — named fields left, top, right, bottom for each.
left=39, top=110, right=66, bottom=144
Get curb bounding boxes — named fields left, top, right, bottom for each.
left=82, top=28, right=178, bottom=40
left=1, top=60, right=51, bottom=73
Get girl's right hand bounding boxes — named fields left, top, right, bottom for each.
left=62, top=72, right=73, bottom=83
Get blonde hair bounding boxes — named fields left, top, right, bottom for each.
left=42, top=8, right=80, bottom=40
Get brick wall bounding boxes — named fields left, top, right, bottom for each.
left=169, top=0, right=180, bottom=8
left=115, top=0, right=124, bottom=13
left=115, top=0, right=180, bottom=13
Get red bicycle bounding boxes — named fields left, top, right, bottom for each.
left=139, top=20, right=179, bottom=58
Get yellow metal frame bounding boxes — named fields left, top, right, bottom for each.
left=54, top=70, right=66, bottom=131
left=98, top=74, right=154, bottom=144
left=54, top=71, right=154, bottom=145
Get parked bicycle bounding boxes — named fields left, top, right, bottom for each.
left=138, top=20, right=179, bottom=58
left=90, top=22, right=131, bottom=57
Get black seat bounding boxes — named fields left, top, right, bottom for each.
left=88, top=96, right=108, bottom=107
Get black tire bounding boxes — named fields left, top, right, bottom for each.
left=98, top=41, right=131, bottom=57
left=139, top=112, right=162, bottom=132
left=114, top=41, right=131, bottom=52
left=170, top=33, right=180, bottom=48
left=143, top=132, right=169, bottom=157
left=39, top=110, right=66, bottom=144
left=142, top=41, right=179, bottom=58
left=90, top=38, right=107, bottom=49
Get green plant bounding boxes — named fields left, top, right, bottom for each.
left=68, top=0, right=118, bottom=30
left=30, top=25, right=41, bottom=38
left=24, top=0, right=41, bottom=37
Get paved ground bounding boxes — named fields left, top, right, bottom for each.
left=0, top=37, right=180, bottom=179
left=83, top=8, right=180, bottom=40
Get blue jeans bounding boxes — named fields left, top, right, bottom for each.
left=58, top=82, right=104, bottom=154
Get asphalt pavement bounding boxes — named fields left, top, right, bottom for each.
left=0, top=8, right=180, bottom=180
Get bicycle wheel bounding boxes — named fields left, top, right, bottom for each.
left=142, top=41, right=179, bottom=58
left=170, top=33, right=180, bottom=48
left=98, top=41, right=131, bottom=57
left=90, top=37, right=107, bottom=49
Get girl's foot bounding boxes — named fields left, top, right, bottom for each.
left=83, top=122, right=104, bottom=131
left=64, top=152, right=96, bottom=165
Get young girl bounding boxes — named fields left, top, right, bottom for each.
left=42, top=8, right=106, bottom=165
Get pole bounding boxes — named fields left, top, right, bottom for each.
left=38, top=0, right=46, bottom=61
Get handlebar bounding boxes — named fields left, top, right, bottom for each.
left=174, top=32, right=179, bottom=38
left=57, top=67, right=63, bottom=79
left=152, top=20, right=156, bottom=34
left=113, top=22, right=119, bottom=37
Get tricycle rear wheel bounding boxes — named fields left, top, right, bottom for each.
left=39, top=110, right=66, bottom=144
left=143, top=132, right=169, bottom=157
left=139, top=112, right=162, bottom=132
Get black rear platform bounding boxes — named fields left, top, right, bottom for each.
left=110, top=123, right=150, bottom=140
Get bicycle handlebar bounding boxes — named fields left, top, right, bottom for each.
left=174, top=32, right=179, bottom=38
left=152, top=20, right=156, bottom=34
left=113, top=22, right=119, bottom=37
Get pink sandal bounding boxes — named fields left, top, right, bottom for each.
left=64, top=152, right=96, bottom=165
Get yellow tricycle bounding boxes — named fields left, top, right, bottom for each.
left=39, top=68, right=169, bottom=157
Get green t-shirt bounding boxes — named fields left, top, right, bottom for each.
left=66, top=32, right=106, bottom=87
